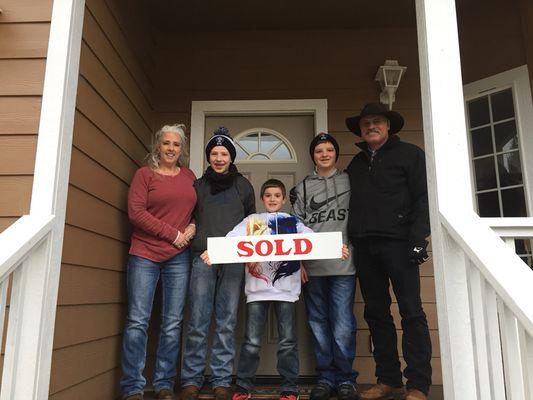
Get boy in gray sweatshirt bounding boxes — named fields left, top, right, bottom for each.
left=291, top=133, right=359, bottom=400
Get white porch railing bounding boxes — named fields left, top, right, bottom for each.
left=442, top=212, right=533, bottom=399
left=0, top=0, right=84, bottom=398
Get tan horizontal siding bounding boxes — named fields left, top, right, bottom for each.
left=62, top=225, right=129, bottom=272
left=0, top=217, right=18, bottom=232
left=82, top=9, right=153, bottom=125
left=49, top=368, right=121, bottom=400
left=0, top=0, right=52, bottom=232
left=76, top=79, right=148, bottom=163
left=0, top=0, right=53, bottom=23
left=58, top=264, right=125, bottom=306
left=0, top=97, right=42, bottom=135
left=53, top=304, right=125, bottom=349
left=79, top=42, right=152, bottom=147
left=50, top=335, right=121, bottom=394
left=52, top=0, right=154, bottom=396
left=73, top=111, right=139, bottom=183
left=85, top=0, right=154, bottom=105
left=0, top=136, right=37, bottom=175
left=70, top=148, right=130, bottom=210
left=0, top=23, right=50, bottom=58
left=65, top=185, right=129, bottom=243
left=0, top=176, right=33, bottom=216
left=0, top=59, right=46, bottom=95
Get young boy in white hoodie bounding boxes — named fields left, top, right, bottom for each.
left=201, top=179, right=348, bottom=400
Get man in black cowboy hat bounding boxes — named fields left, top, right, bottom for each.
left=345, top=103, right=432, bottom=400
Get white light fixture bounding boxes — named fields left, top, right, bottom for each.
left=375, top=60, right=407, bottom=110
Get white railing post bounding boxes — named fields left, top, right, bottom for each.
left=0, top=0, right=85, bottom=398
left=415, top=0, right=479, bottom=398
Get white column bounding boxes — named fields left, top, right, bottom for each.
left=0, top=0, right=85, bottom=399
left=415, top=0, right=478, bottom=399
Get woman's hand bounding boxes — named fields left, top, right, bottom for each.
left=173, top=231, right=189, bottom=249
left=200, top=250, right=212, bottom=266
left=341, top=244, right=349, bottom=260
left=183, top=223, right=196, bottom=241
left=300, top=262, right=309, bottom=284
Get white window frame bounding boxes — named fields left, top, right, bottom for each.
left=464, top=65, right=533, bottom=216
left=233, top=127, right=298, bottom=164
left=189, top=99, right=328, bottom=177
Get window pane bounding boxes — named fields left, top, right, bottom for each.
left=470, top=127, right=493, bottom=157
left=468, top=97, right=490, bottom=128
left=474, top=156, right=497, bottom=191
left=238, top=133, right=258, bottom=153
left=514, top=239, right=531, bottom=256
left=250, top=154, right=269, bottom=160
left=271, top=143, right=292, bottom=160
left=497, top=151, right=523, bottom=187
left=494, top=120, right=518, bottom=152
left=259, top=133, right=280, bottom=153
left=501, top=187, right=527, bottom=217
left=491, top=89, right=515, bottom=122
left=235, top=143, right=248, bottom=160
left=477, top=191, right=500, bottom=217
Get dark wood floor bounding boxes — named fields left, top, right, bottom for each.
left=144, top=385, right=444, bottom=400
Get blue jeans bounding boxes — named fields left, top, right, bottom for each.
left=181, top=256, right=245, bottom=388
left=236, top=301, right=299, bottom=393
left=120, top=251, right=191, bottom=398
left=303, top=275, right=358, bottom=388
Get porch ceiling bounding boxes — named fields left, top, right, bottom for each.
left=150, top=0, right=417, bottom=32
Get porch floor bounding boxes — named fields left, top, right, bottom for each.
left=143, top=385, right=444, bottom=400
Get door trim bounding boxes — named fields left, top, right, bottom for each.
left=189, top=99, right=328, bottom=177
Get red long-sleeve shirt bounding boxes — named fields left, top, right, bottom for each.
left=128, top=166, right=197, bottom=262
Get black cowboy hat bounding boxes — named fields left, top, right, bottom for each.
left=345, top=102, right=404, bottom=136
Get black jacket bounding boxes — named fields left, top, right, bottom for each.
left=191, top=175, right=256, bottom=256
left=346, top=135, right=430, bottom=245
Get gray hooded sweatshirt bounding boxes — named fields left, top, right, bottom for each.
left=292, top=169, right=355, bottom=276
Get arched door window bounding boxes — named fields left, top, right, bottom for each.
left=234, top=128, right=297, bottom=163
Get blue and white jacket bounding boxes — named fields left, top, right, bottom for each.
left=227, top=212, right=312, bottom=303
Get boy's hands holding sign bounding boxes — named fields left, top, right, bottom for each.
left=200, top=250, right=211, bottom=266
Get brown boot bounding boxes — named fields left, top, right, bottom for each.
left=405, top=389, right=427, bottom=400
left=180, top=385, right=200, bottom=400
left=214, top=386, right=232, bottom=400
left=124, top=394, right=144, bottom=400
left=158, top=388, right=175, bottom=400
left=360, top=383, right=405, bottom=400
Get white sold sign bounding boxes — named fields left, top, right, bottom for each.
left=207, top=232, right=343, bottom=264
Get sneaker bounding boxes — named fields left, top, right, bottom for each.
left=360, top=383, right=405, bottom=400
left=157, top=388, right=175, bottom=400
left=280, top=391, right=299, bottom=400
left=124, top=394, right=143, bottom=400
left=214, top=386, right=233, bottom=400
left=180, top=385, right=200, bottom=400
left=310, top=383, right=332, bottom=400
left=405, top=389, right=427, bottom=400
left=232, top=387, right=251, bottom=400
left=337, top=384, right=360, bottom=400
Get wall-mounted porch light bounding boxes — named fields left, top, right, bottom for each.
left=375, top=60, right=407, bottom=110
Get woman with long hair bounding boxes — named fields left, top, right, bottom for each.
left=120, top=124, right=197, bottom=400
